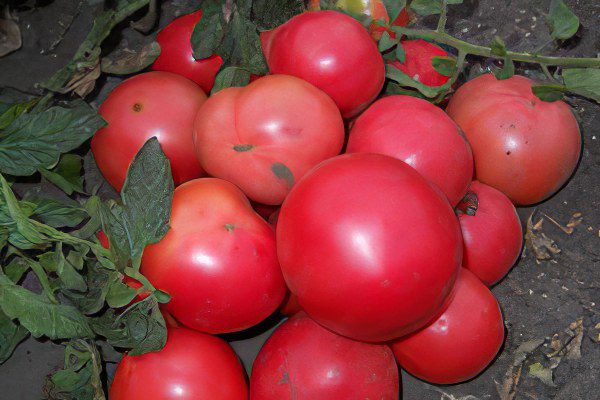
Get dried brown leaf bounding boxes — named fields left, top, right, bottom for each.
left=542, top=212, right=583, bottom=234
left=0, top=16, right=21, bottom=57
left=101, top=41, right=161, bottom=75
left=525, top=214, right=561, bottom=262
left=59, top=63, right=101, bottom=97
left=528, top=362, right=555, bottom=386
left=130, top=0, right=158, bottom=33
left=565, top=318, right=583, bottom=360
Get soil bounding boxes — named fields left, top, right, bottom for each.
left=0, top=0, right=598, bottom=399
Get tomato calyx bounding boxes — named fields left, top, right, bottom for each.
left=455, top=190, right=479, bottom=216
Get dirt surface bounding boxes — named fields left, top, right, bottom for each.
left=0, top=1, right=598, bottom=399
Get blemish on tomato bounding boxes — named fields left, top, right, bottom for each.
left=132, top=103, right=143, bottom=112
left=233, top=144, right=254, bottom=152
left=224, top=223, right=235, bottom=231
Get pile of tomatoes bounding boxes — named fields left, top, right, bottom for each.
left=93, top=7, right=582, bottom=400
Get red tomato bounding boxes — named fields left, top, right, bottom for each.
left=250, top=312, right=399, bottom=399
left=458, top=181, right=523, bottom=286
left=446, top=74, right=581, bottom=205
left=277, top=153, right=462, bottom=342
left=279, top=292, right=302, bottom=316
left=92, top=72, right=207, bottom=191
left=152, top=11, right=223, bottom=93
left=193, top=75, right=344, bottom=205
left=390, top=39, right=450, bottom=87
left=141, top=178, right=286, bottom=334
left=346, top=95, right=473, bottom=206
left=252, top=202, right=280, bottom=221
left=110, top=327, right=247, bottom=399
left=260, top=11, right=385, bottom=118
left=391, top=268, right=504, bottom=384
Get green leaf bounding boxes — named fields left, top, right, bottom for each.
left=384, top=82, right=428, bottom=99
left=378, top=31, right=397, bottom=52
left=432, top=56, right=456, bottom=77
left=410, top=0, right=463, bottom=16
left=490, top=36, right=507, bottom=57
left=3, top=258, right=29, bottom=283
left=395, top=42, right=406, bottom=63
left=90, top=297, right=166, bottom=355
left=251, top=0, right=305, bottom=30
left=0, top=98, right=39, bottom=130
left=0, top=101, right=105, bottom=176
left=562, top=68, right=600, bottom=102
left=546, top=0, right=580, bottom=40
left=528, top=362, right=556, bottom=387
left=24, top=191, right=87, bottom=228
left=43, top=340, right=106, bottom=400
left=191, top=0, right=226, bottom=60
left=63, top=268, right=115, bottom=316
left=39, top=246, right=87, bottom=292
left=0, top=310, right=29, bottom=364
left=102, top=138, right=173, bottom=271
left=39, top=154, right=85, bottom=195
left=0, top=227, right=7, bottom=251
left=382, top=0, right=407, bottom=22
left=0, top=273, right=94, bottom=339
left=101, top=41, right=161, bottom=75
left=386, top=64, right=451, bottom=98
left=105, top=279, right=137, bottom=309
left=211, top=66, right=252, bottom=94
left=532, top=84, right=566, bottom=102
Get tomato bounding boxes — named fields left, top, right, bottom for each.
left=346, top=95, right=473, bottom=206
left=279, top=292, right=302, bottom=316
left=446, top=74, right=581, bottom=205
left=389, top=39, right=450, bottom=87
left=458, top=181, right=523, bottom=286
left=92, top=72, right=207, bottom=191
left=260, top=11, right=385, bottom=118
left=277, top=153, right=462, bottom=342
left=110, top=327, right=247, bottom=399
left=193, top=75, right=344, bottom=205
left=141, top=178, right=287, bottom=333
left=152, top=11, right=223, bottom=93
left=250, top=312, right=399, bottom=399
left=252, top=202, right=280, bottom=221
left=391, top=268, right=504, bottom=384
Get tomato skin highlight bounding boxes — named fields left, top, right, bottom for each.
left=110, top=327, right=248, bottom=399
left=193, top=74, right=344, bottom=205
left=347, top=95, right=473, bottom=206
left=446, top=74, right=581, bottom=205
left=260, top=11, right=385, bottom=118
left=459, top=181, right=523, bottom=286
left=92, top=71, right=207, bottom=191
left=390, top=39, right=450, bottom=87
left=152, top=11, right=224, bottom=93
left=391, top=268, right=505, bottom=384
left=250, top=312, right=399, bottom=400
left=277, top=153, right=462, bottom=342
left=141, top=178, right=287, bottom=334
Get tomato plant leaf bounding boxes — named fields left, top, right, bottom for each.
left=546, top=0, right=580, bottom=40
left=0, top=273, right=94, bottom=339
left=378, top=31, right=397, bottom=52
left=43, top=340, right=106, bottom=400
left=410, top=0, right=463, bottom=16
left=490, top=36, right=507, bottom=57
left=532, top=84, right=566, bottom=102
left=191, top=0, right=226, bottom=60
left=212, top=66, right=252, bottom=94
left=386, top=64, right=450, bottom=97
left=24, top=190, right=87, bottom=229
left=251, top=0, right=305, bottom=30
left=0, top=97, right=39, bottom=130
left=495, top=58, right=515, bottom=80
left=432, top=56, right=456, bottom=77
left=562, top=68, right=600, bottom=102
left=0, top=310, right=28, bottom=364
left=381, top=0, right=407, bottom=22
left=105, top=279, right=137, bottom=309
left=0, top=101, right=105, bottom=176
left=39, top=154, right=85, bottom=196
left=395, top=42, right=406, bottom=63
left=101, top=41, right=161, bottom=75
left=62, top=268, right=116, bottom=316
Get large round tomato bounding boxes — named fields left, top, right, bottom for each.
left=346, top=95, right=473, bottom=206
left=193, top=75, right=344, bottom=205
left=260, top=11, right=385, bottom=118
left=110, top=327, right=247, bottom=399
left=390, top=40, right=450, bottom=87
left=92, top=72, right=207, bottom=191
left=391, top=268, right=504, bottom=384
left=446, top=74, right=581, bottom=205
left=459, top=181, right=523, bottom=286
left=152, top=11, right=223, bottom=93
left=141, top=178, right=287, bottom=333
left=250, top=312, right=399, bottom=399
left=277, top=153, right=462, bottom=342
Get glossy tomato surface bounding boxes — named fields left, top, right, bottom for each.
left=390, top=39, right=450, bottom=87
left=277, top=153, right=463, bottom=342
left=193, top=74, right=344, bottom=205
left=459, top=181, right=523, bottom=286
left=260, top=11, right=385, bottom=118
left=110, top=327, right=247, bottom=399
left=250, top=312, right=399, bottom=399
left=92, top=72, right=207, bottom=191
left=446, top=74, right=581, bottom=205
left=141, top=178, right=287, bottom=333
left=391, top=268, right=505, bottom=384
left=347, top=95, right=473, bottom=206
left=152, top=11, right=223, bottom=93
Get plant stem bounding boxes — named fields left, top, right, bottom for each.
left=393, top=27, right=600, bottom=68
left=437, top=0, right=448, bottom=33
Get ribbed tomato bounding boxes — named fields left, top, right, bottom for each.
left=390, top=39, right=450, bottom=87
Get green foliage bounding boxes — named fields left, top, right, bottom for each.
left=562, top=68, right=600, bottom=102
left=431, top=56, right=456, bottom=77
left=546, top=0, right=580, bottom=40
left=212, top=66, right=253, bottom=94
left=410, top=0, right=463, bottom=16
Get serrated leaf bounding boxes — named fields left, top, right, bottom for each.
left=410, top=0, right=463, bottom=16
left=532, top=84, right=566, bottom=102
left=43, top=340, right=106, bottom=400
left=219, top=9, right=269, bottom=75
left=382, top=0, right=407, bottom=22
left=101, top=41, right=162, bottom=75
left=39, top=154, right=85, bottom=196
left=0, top=101, right=105, bottom=176
left=24, top=191, right=87, bottom=229
left=63, top=268, right=115, bottom=316
left=191, top=0, right=226, bottom=60
left=211, top=66, right=252, bottom=94
left=0, top=97, right=39, bottom=130
left=0, top=310, right=29, bottom=364
left=562, top=68, right=600, bottom=102
left=251, top=0, right=305, bottom=30
left=0, top=273, right=94, bottom=339
left=546, top=0, right=580, bottom=40
left=386, top=64, right=450, bottom=97
left=106, top=278, right=136, bottom=308
left=432, top=56, right=456, bottom=77
left=490, top=36, right=507, bottom=57
left=39, top=246, right=87, bottom=292
left=378, top=31, right=397, bottom=52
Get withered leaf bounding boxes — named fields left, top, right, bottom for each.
left=101, top=41, right=161, bottom=75
left=525, top=214, right=561, bottom=262
left=0, top=17, right=21, bottom=57
left=59, top=63, right=101, bottom=98
left=528, top=362, right=556, bottom=386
